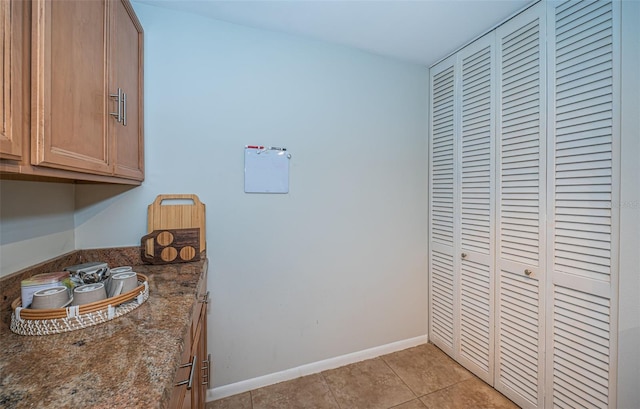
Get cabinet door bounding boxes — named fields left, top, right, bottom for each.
left=31, top=0, right=111, bottom=174
left=456, top=32, right=495, bottom=384
left=192, top=305, right=208, bottom=408
left=170, top=340, right=194, bottom=409
left=495, top=3, right=546, bottom=408
left=0, top=0, right=28, bottom=160
left=199, top=304, right=210, bottom=404
left=195, top=272, right=209, bottom=405
left=170, top=272, right=208, bottom=409
left=110, top=0, right=143, bottom=180
left=428, top=55, right=457, bottom=357
left=547, top=1, right=618, bottom=407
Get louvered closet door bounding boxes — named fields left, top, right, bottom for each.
left=495, top=4, right=546, bottom=409
left=429, top=56, right=458, bottom=357
left=547, top=1, right=619, bottom=407
left=456, top=33, right=495, bottom=384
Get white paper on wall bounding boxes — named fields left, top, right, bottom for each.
left=244, top=146, right=290, bottom=193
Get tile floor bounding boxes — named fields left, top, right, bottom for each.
left=207, top=343, right=519, bottom=409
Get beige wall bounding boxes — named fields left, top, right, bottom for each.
left=0, top=180, right=75, bottom=277
left=75, top=2, right=429, bottom=388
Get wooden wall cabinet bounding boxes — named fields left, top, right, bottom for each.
left=0, top=0, right=29, bottom=162
left=170, top=270, right=210, bottom=409
left=0, top=0, right=144, bottom=184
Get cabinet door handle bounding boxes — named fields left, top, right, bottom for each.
left=524, top=269, right=533, bottom=276
left=122, top=91, right=127, bottom=126
left=109, top=88, right=122, bottom=123
left=202, top=353, right=211, bottom=387
left=461, top=253, right=467, bottom=259
left=175, top=355, right=197, bottom=390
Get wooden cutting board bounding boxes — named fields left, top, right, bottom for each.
left=147, top=194, right=206, bottom=253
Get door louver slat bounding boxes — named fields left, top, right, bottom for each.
left=461, top=46, right=492, bottom=255
left=498, top=270, right=540, bottom=406
left=552, top=285, right=610, bottom=408
left=553, top=0, right=612, bottom=283
left=431, top=67, right=455, bottom=247
left=430, top=249, right=454, bottom=349
left=499, top=18, right=541, bottom=267
left=460, top=259, right=490, bottom=372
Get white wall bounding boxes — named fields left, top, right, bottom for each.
left=617, top=1, right=640, bottom=407
left=75, top=3, right=429, bottom=387
left=0, top=180, right=75, bottom=277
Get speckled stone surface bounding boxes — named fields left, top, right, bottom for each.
left=0, top=247, right=207, bottom=409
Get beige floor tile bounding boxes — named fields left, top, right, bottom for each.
left=391, top=398, right=429, bottom=409
left=382, top=343, right=473, bottom=396
left=251, top=374, right=339, bottom=409
left=420, top=377, right=519, bottom=409
left=207, top=392, right=253, bottom=409
left=322, top=357, right=416, bottom=409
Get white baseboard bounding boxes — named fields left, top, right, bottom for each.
left=206, top=334, right=429, bottom=403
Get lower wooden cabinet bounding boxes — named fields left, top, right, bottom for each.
left=170, top=271, right=210, bottom=409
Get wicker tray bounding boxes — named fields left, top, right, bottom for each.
left=10, top=273, right=149, bottom=336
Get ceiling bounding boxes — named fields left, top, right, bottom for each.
left=135, top=0, right=533, bottom=66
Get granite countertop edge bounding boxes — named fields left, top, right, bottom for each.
left=0, top=247, right=207, bottom=409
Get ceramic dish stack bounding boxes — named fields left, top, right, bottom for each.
left=10, top=273, right=150, bottom=336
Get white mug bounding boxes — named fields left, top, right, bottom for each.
left=73, top=283, right=107, bottom=306
left=30, top=286, right=72, bottom=309
left=109, top=272, right=138, bottom=297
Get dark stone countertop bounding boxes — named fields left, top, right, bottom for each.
left=0, top=247, right=207, bottom=409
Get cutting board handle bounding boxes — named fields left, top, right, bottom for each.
left=153, top=194, right=203, bottom=206
left=141, top=232, right=156, bottom=263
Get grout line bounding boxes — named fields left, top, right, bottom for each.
left=379, top=354, right=419, bottom=400
left=379, top=355, right=426, bottom=409
left=424, top=375, right=471, bottom=396
left=320, top=371, right=343, bottom=409
left=249, top=390, right=254, bottom=409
